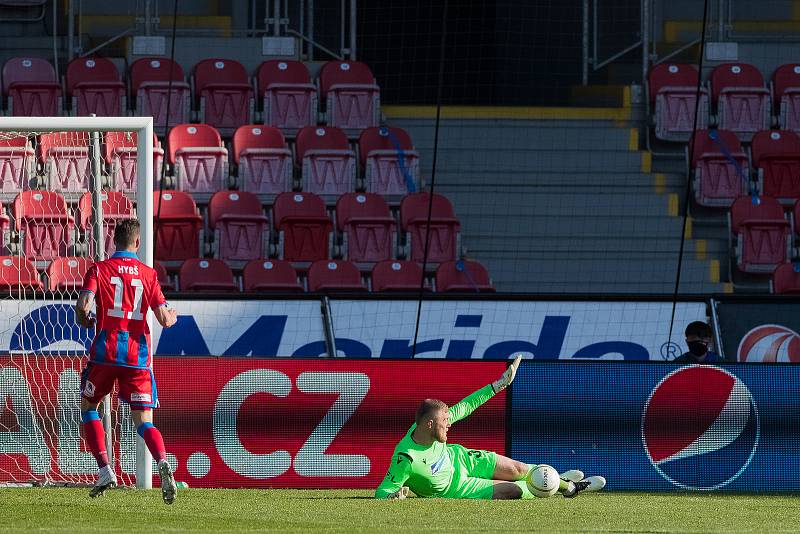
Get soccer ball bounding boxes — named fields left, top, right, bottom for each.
left=526, top=464, right=560, bottom=498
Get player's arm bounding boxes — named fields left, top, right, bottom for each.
left=449, top=355, right=522, bottom=424
left=75, top=291, right=96, bottom=329
left=375, top=452, right=413, bottom=499
left=149, top=275, right=177, bottom=328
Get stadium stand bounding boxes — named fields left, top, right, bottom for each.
left=153, top=190, right=203, bottom=266
left=295, top=126, right=357, bottom=202
left=231, top=124, right=292, bottom=200
left=318, top=61, right=380, bottom=132
left=129, top=57, right=191, bottom=135
left=729, top=195, right=791, bottom=274
left=435, top=260, right=495, bottom=293
left=65, top=56, right=126, bottom=116
left=0, top=135, right=34, bottom=200
left=751, top=130, right=800, bottom=205
left=710, top=63, right=771, bottom=141
left=242, top=259, right=303, bottom=292
left=272, top=191, right=332, bottom=263
left=771, top=262, right=800, bottom=294
left=168, top=123, right=229, bottom=199
left=45, top=256, right=91, bottom=292
left=2, top=57, right=62, bottom=116
left=13, top=190, right=74, bottom=262
left=689, top=129, right=750, bottom=207
left=0, top=255, right=41, bottom=291
left=370, top=260, right=427, bottom=292
left=772, top=63, right=800, bottom=132
left=104, top=131, right=165, bottom=194
left=335, top=192, right=396, bottom=264
left=400, top=192, right=461, bottom=264
left=307, top=259, right=367, bottom=292
left=154, top=260, right=175, bottom=291
left=207, top=190, right=269, bottom=265
left=38, top=131, right=90, bottom=198
left=359, top=126, right=419, bottom=200
left=78, top=191, right=134, bottom=260
left=648, top=63, right=708, bottom=142
left=179, top=258, right=238, bottom=292
left=193, top=58, right=254, bottom=136
left=257, top=60, right=317, bottom=132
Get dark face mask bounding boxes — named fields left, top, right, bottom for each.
left=688, top=340, right=709, bottom=357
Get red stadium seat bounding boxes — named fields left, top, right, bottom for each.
left=710, top=63, right=770, bottom=141
left=771, top=262, right=800, bottom=294
left=370, top=260, right=426, bottom=292
left=319, top=61, right=380, bottom=131
left=295, top=126, right=356, bottom=201
left=65, top=57, right=125, bottom=116
left=272, top=192, right=332, bottom=262
left=153, top=190, right=203, bottom=265
left=179, top=258, right=238, bottom=292
left=335, top=192, right=396, bottom=263
left=400, top=193, right=461, bottom=264
left=207, top=190, right=269, bottom=265
left=38, top=131, right=90, bottom=197
left=729, top=196, right=790, bottom=273
left=167, top=124, right=229, bottom=198
left=154, top=260, right=175, bottom=291
left=690, top=129, right=749, bottom=207
left=0, top=256, right=42, bottom=292
left=2, top=57, right=62, bottom=116
left=307, top=260, right=366, bottom=292
left=772, top=64, right=800, bottom=132
left=78, top=191, right=134, bottom=259
left=648, top=63, right=709, bottom=142
left=242, top=259, right=303, bottom=292
left=46, top=256, right=92, bottom=292
left=104, top=131, right=165, bottom=194
left=129, top=57, right=191, bottom=135
left=751, top=130, right=800, bottom=205
left=359, top=126, right=419, bottom=199
left=435, top=260, right=495, bottom=293
left=0, top=136, right=34, bottom=199
left=13, top=190, right=74, bottom=261
left=193, top=58, right=254, bottom=136
left=232, top=125, right=292, bottom=199
left=257, top=60, right=317, bottom=131
left=0, top=201, right=10, bottom=244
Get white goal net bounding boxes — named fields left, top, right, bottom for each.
left=0, top=117, right=154, bottom=487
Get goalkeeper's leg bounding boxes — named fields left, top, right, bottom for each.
left=492, top=454, right=575, bottom=494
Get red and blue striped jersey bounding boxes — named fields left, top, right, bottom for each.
left=81, top=251, right=166, bottom=369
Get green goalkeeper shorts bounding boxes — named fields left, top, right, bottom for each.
left=440, top=444, right=499, bottom=499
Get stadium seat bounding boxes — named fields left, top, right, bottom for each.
left=193, top=58, right=254, bottom=136
left=65, top=57, right=126, bottom=116
left=2, top=57, right=62, bottom=116
left=295, top=126, right=356, bottom=201
left=335, top=192, right=397, bottom=263
left=0, top=136, right=34, bottom=200
left=359, top=126, right=419, bottom=199
left=751, top=130, right=800, bottom=205
left=272, top=192, right=332, bottom=262
left=307, top=260, right=366, bottom=292
left=689, top=129, right=749, bottom=207
left=129, top=57, right=191, bottom=135
left=710, top=63, right=770, bottom=141
left=104, top=131, right=166, bottom=194
left=370, top=260, right=426, bottom=292
left=46, top=256, right=92, bottom=292
left=318, top=61, right=380, bottom=132
left=435, top=260, right=495, bottom=292
left=0, top=256, right=42, bottom=292
left=154, top=260, right=175, bottom=291
left=13, top=190, right=74, bottom=262
left=0, top=201, right=10, bottom=245
left=772, top=63, right=800, bottom=132
left=168, top=123, right=229, bottom=199
left=771, top=262, right=800, bottom=294
left=207, top=190, right=269, bottom=265
left=232, top=125, right=292, bottom=199
left=729, top=196, right=791, bottom=273
left=78, top=191, right=135, bottom=259
left=257, top=60, right=317, bottom=131
left=400, top=192, right=461, bottom=264
left=242, top=259, right=303, bottom=292
left=153, top=190, right=203, bottom=265
left=179, top=258, right=238, bottom=292
left=38, top=131, right=91, bottom=197
left=648, top=63, right=709, bottom=142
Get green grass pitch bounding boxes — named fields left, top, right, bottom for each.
left=2, top=488, right=795, bottom=533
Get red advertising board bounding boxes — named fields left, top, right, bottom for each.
left=0, top=357, right=506, bottom=489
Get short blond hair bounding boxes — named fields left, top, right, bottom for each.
left=415, top=398, right=448, bottom=425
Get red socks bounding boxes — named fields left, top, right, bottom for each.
left=137, top=422, right=167, bottom=463
left=81, top=411, right=109, bottom=468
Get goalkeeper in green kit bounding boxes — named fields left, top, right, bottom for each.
left=375, top=356, right=605, bottom=500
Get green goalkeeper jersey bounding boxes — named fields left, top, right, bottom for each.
left=374, top=384, right=495, bottom=499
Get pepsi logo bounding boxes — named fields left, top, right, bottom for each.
left=641, top=366, right=759, bottom=490
left=737, top=324, right=800, bottom=363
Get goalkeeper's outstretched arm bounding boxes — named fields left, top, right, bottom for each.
left=448, top=356, right=522, bottom=424
left=375, top=453, right=412, bottom=499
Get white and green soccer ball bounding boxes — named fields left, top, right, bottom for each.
left=526, top=464, right=560, bottom=498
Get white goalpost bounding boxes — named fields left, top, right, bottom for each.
left=0, top=116, right=154, bottom=489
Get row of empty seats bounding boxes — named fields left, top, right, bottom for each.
left=729, top=195, right=800, bottom=274
left=1, top=56, right=380, bottom=134
left=649, top=62, right=800, bottom=141
left=0, top=124, right=418, bottom=202
left=0, top=256, right=494, bottom=294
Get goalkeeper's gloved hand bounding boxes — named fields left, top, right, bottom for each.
left=387, top=486, right=410, bottom=500
left=491, top=355, right=522, bottom=393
